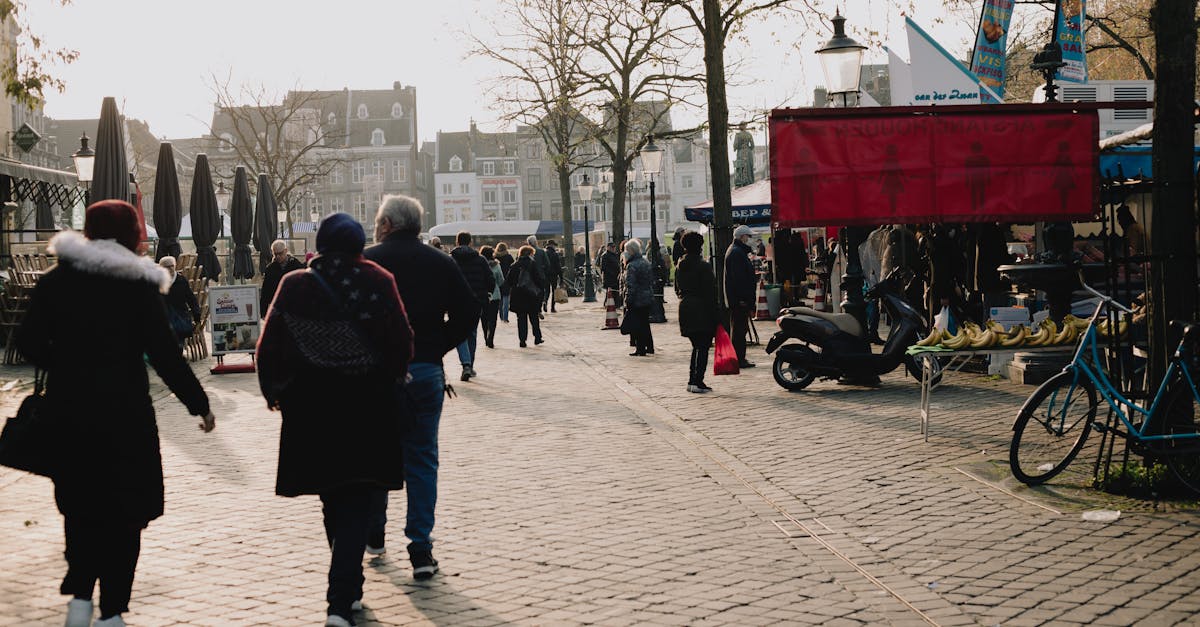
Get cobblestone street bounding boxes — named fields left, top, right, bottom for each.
left=2, top=296, right=1200, bottom=626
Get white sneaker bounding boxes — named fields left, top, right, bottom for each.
left=64, top=599, right=92, bottom=627
left=325, top=615, right=352, bottom=627
left=93, top=615, right=126, bottom=627
left=687, top=384, right=704, bottom=393
left=351, top=599, right=363, bottom=611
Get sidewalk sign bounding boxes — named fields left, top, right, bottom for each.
left=209, top=284, right=260, bottom=356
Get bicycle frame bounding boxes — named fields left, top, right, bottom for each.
left=1060, top=283, right=1200, bottom=443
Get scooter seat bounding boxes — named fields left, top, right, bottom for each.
left=785, top=306, right=863, bottom=337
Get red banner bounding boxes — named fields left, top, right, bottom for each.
left=769, top=105, right=1099, bottom=227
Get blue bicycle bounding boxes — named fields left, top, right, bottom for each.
left=1009, top=280, right=1200, bottom=493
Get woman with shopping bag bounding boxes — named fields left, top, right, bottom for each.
left=674, top=231, right=719, bottom=392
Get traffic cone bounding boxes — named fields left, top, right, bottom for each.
left=755, top=279, right=771, bottom=320
left=602, top=288, right=621, bottom=330
left=812, top=278, right=828, bottom=312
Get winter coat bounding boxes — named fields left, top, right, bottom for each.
left=256, top=254, right=413, bottom=497
left=450, top=245, right=496, bottom=307
left=504, top=256, right=544, bottom=315
left=622, top=253, right=654, bottom=309
left=600, top=250, right=621, bottom=290
left=364, top=231, right=477, bottom=364
left=531, top=246, right=551, bottom=288
left=546, top=247, right=562, bottom=280
left=16, top=231, right=210, bottom=525
left=496, top=252, right=515, bottom=295
left=723, top=239, right=757, bottom=308
left=674, top=254, right=719, bottom=338
left=165, top=272, right=201, bottom=323
left=487, top=260, right=503, bottom=301
left=260, top=255, right=305, bottom=318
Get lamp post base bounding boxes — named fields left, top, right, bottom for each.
left=650, top=292, right=666, bottom=323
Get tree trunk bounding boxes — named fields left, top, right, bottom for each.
left=1146, top=0, right=1198, bottom=386
left=558, top=165, right=575, bottom=282
left=703, top=0, right=732, bottom=307
left=610, top=162, right=627, bottom=244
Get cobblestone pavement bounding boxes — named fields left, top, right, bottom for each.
left=2, top=295, right=1200, bottom=626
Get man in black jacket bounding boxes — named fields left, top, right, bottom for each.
left=260, top=240, right=305, bottom=318
left=724, top=225, right=758, bottom=368
left=526, top=235, right=551, bottom=315
left=545, top=240, right=562, bottom=312
left=449, top=231, right=495, bottom=382
left=600, top=241, right=621, bottom=302
left=363, top=195, right=476, bottom=582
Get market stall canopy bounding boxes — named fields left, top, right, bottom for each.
left=188, top=154, right=222, bottom=282
left=428, top=220, right=593, bottom=239
left=685, top=179, right=772, bottom=226
left=229, top=166, right=255, bottom=280
left=253, top=174, right=277, bottom=273
left=152, top=143, right=183, bottom=261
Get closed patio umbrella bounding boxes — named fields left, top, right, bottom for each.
left=253, top=173, right=278, bottom=273
left=90, top=97, right=128, bottom=204
left=188, top=154, right=222, bottom=282
left=152, top=143, right=183, bottom=261
left=230, top=166, right=255, bottom=280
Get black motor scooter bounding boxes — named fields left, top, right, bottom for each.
left=764, top=270, right=936, bottom=390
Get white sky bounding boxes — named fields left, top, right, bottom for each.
left=26, top=0, right=995, bottom=146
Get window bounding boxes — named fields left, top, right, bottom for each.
left=372, top=160, right=384, bottom=178
left=352, top=193, right=367, bottom=221
left=549, top=175, right=559, bottom=190
left=357, top=104, right=368, bottom=119
left=330, top=196, right=345, bottom=214
left=636, top=203, right=649, bottom=221
left=392, top=159, right=407, bottom=183
left=449, top=155, right=462, bottom=172
left=527, top=200, right=542, bottom=219
left=331, top=167, right=344, bottom=185
left=681, top=175, right=694, bottom=189
left=327, top=112, right=337, bottom=126
left=351, top=160, right=365, bottom=184
left=371, top=129, right=385, bottom=146
left=526, top=143, right=540, bottom=159
left=218, top=133, right=235, bottom=153
left=658, top=206, right=668, bottom=222
left=442, top=209, right=454, bottom=223
left=391, top=102, right=403, bottom=118
left=503, top=189, right=517, bottom=204
left=572, top=204, right=585, bottom=220
left=503, top=161, right=515, bottom=175
left=459, top=183, right=470, bottom=194
left=483, top=189, right=498, bottom=204
left=527, top=168, right=542, bottom=191
left=312, top=195, right=323, bottom=215
left=481, top=161, right=495, bottom=175
left=442, top=183, right=452, bottom=195
left=549, top=202, right=562, bottom=221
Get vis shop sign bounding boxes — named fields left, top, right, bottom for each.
left=970, top=0, right=1016, bottom=103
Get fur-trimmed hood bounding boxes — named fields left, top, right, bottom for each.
left=47, top=230, right=171, bottom=294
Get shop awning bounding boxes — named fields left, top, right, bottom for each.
left=684, top=179, right=772, bottom=226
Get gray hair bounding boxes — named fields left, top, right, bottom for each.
left=526, top=235, right=538, bottom=246
left=377, top=194, right=424, bottom=234
left=271, top=239, right=288, bottom=253
left=624, top=238, right=642, bottom=256
left=158, top=256, right=176, bottom=269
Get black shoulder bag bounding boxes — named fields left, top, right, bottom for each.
left=0, top=369, right=58, bottom=477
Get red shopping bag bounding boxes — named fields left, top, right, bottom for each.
left=713, top=324, right=740, bottom=375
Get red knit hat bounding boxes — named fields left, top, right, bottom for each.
left=84, top=200, right=141, bottom=252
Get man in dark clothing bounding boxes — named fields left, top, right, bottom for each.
left=545, top=241, right=562, bottom=312
left=724, top=225, right=758, bottom=368
left=671, top=227, right=685, bottom=267
left=600, top=242, right=621, bottom=301
left=526, top=235, right=551, bottom=315
left=259, top=240, right=305, bottom=318
left=363, top=195, right=476, bottom=582
left=449, top=231, right=495, bottom=382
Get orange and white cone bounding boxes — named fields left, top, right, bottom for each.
left=812, top=278, right=828, bottom=312
left=755, top=279, right=771, bottom=320
left=602, top=288, right=621, bottom=330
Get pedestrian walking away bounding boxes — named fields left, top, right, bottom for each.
left=480, top=245, right=503, bottom=349
left=256, top=212, right=414, bottom=627
left=450, top=231, right=495, bottom=381
left=621, top=239, right=655, bottom=357
left=724, top=225, right=758, bottom=368
left=505, top=245, right=546, bottom=347
left=15, top=200, right=217, bottom=627
left=260, top=239, right=306, bottom=319
left=526, top=235, right=551, bottom=315
left=364, top=195, right=476, bottom=583
left=675, top=231, right=719, bottom=393
left=545, top=240, right=562, bottom=312
left=600, top=241, right=622, bottom=306
left=158, top=255, right=201, bottom=347
left=495, top=242, right=514, bottom=323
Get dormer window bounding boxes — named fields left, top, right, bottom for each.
left=391, top=102, right=403, bottom=118
left=327, top=112, right=336, bottom=125
left=481, top=161, right=495, bottom=175
left=371, top=129, right=385, bottom=146
left=357, top=104, right=368, bottom=119
left=449, top=155, right=463, bottom=172
left=218, top=133, right=235, bottom=153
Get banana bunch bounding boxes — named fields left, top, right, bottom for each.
left=912, top=317, right=1085, bottom=350
left=1096, top=317, right=1129, bottom=339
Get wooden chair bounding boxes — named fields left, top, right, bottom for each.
left=0, top=282, right=32, bottom=364
left=184, top=273, right=211, bottom=362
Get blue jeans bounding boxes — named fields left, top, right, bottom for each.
left=499, top=293, right=510, bottom=322
left=456, top=318, right=479, bottom=366
left=368, top=362, right=444, bottom=553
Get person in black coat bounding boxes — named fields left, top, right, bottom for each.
left=16, top=201, right=216, bottom=627
left=545, top=241, right=563, bottom=312
left=260, top=240, right=305, bottom=318
left=158, top=255, right=201, bottom=346
left=495, top=242, right=515, bottom=323
left=724, top=224, right=758, bottom=368
left=504, top=245, right=545, bottom=347
left=449, top=231, right=495, bottom=381
left=621, top=239, right=655, bottom=356
left=600, top=242, right=621, bottom=293
left=675, top=231, right=719, bottom=392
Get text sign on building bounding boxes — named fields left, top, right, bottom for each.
left=769, top=105, right=1099, bottom=227
left=13, top=123, right=40, bottom=153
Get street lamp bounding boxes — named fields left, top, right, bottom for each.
left=626, top=167, right=637, bottom=241
left=816, top=10, right=867, bottom=107
left=277, top=208, right=287, bottom=238
left=214, top=180, right=231, bottom=214
left=640, top=135, right=666, bottom=323
left=578, top=173, right=596, bottom=303
left=71, top=134, right=94, bottom=224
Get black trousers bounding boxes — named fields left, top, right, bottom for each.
left=688, top=334, right=713, bottom=385
left=516, top=311, right=542, bottom=344
left=482, top=300, right=500, bottom=346
left=627, top=306, right=654, bottom=354
left=730, top=305, right=751, bottom=363
left=61, top=517, right=144, bottom=619
left=321, top=485, right=372, bottom=621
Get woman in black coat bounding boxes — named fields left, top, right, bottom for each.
left=675, top=231, right=719, bottom=392
left=495, top=242, right=515, bottom=323
left=16, top=201, right=216, bottom=627
left=503, top=245, right=544, bottom=347
left=256, top=213, right=413, bottom=626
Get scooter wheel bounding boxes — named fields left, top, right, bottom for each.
left=773, top=346, right=817, bottom=391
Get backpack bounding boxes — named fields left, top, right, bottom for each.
left=516, top=265, right=540, bottom=300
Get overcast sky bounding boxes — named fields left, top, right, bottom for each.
left=27, top=0, right=996, bottom=146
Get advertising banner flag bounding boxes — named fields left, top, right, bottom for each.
left=970, top=0, right=1016, bottom=103
left=1055, top=0, right=1088, bottom=83
left=769, top=105, right=1099, bottom=228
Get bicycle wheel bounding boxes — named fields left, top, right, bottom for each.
left=1010, top=370, right=1098, bottom=485
left=1161, top=386, right=1200, bottom=495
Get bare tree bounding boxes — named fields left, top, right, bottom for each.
left=0, top=0, right=77, bottom=107
left=205, top=74, right=346, bottom=237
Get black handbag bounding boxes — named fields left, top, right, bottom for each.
left=0, top=369, right=57, bottom=477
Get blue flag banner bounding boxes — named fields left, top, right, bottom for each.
left=970, top=0, right=1015, bottom=104
left=1055, top=0, right=1088, bottom=83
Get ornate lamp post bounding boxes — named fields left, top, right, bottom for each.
left=817, top=10, right=868, bottom=329
left=640, top=135, right=666, bottom=323
left=71, top=134, right=95, bottom=225
left=626, top=167, right=637, bottom=241
left=578, top=173, right=597, bottom=302
left=214, top=181, right=232, bottom=277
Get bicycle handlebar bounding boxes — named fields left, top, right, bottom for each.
left=1078, top=275, right=1134, bottom=314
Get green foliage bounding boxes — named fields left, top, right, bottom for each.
left=0, top=0, right=78, bottom=107
left=1095, top=460, right=1168, bottom=497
